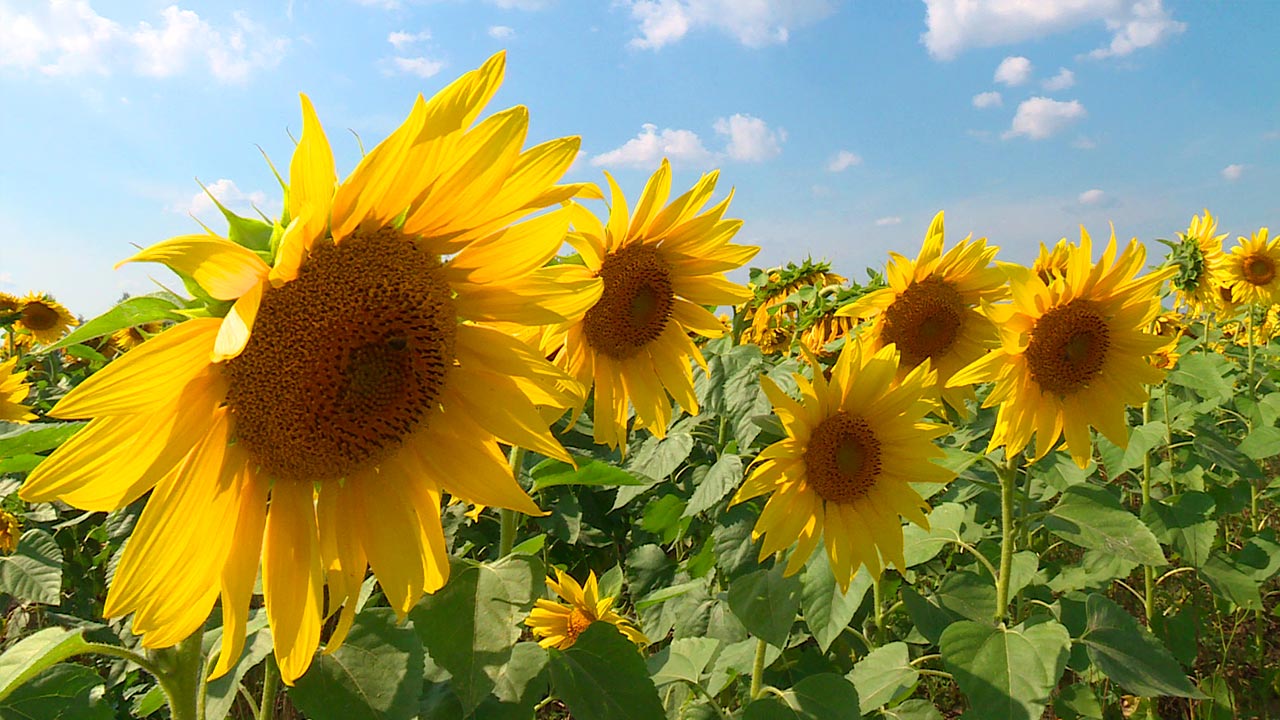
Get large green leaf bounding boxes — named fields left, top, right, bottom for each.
left=939, top=619, right=1070, bottom=720
left=848, top=642, right=918, bottom=714
left=0, top=529, right=63, bottom=605
left=288, top=608, right=423, bottom=720
left=548, top=623, right=664, bottom=720
left=0, top=663, right=111, bottom=720
left=408, top=556, right=541, bottom=712
left=1096, top=422, right=1167, bottom=476
left=1167, top=352, right=1235, bottom=403
left=1141, top=492, right=1216, bottom=567
left=488, top=642, right=549, bottom=713
left=203, top=619, right=273, bottom=720
left=900, top=585, right=958, bottom=645
left=711, top=504, right=759, bottom=581
left=683, top=453, right=743, bottom=517
left=1043, top=485, right=1166, bottom=566
left=0, top=423, right=85, bottom=460
left=935, top=570, right=996, bottom=623
left=646, top=637, right=718, bottom=687
left=1198, top=551, right=1262, bottom=609
left=800, top=551, right=871, bottom=652
left=0, top=628, right=91, bottom=703
left=529, top=457, right=645, bottom=491
left=901, top=503, right=965, bottom=567
left=727, top=565, right=802, bottom=648
left=43, top=295, right=183, bottom=352
left=1046, top=549, right=1136, bottom=594
left=877, top=699, right=944, bottom=720
left=743, top=673, right=860, bottom=720
left=1078, top=594, right=1203, bottom=698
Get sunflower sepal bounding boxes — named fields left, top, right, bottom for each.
left=195, top=178, right=275, bottom=254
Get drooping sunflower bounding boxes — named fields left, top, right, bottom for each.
left=112, top=321, right=168, bottom=352
left=730, top=336, right=954, bottom=590
left=524, top=569, right=647, bottom=650
left=836, top=212, right=1007, bottom=413
left=948, top=228, right=1176, bottom=468
left=0, top=509, right=19, bottom=555
left=0, top=358, right=36, bottom=423
left=21, top=53, right=602, bottom=684
left=15, top=293, right=77, bottom=345
left=551, top=159, right=758, bottom=450
left=1223, top=227, right=1280, bottom=306
left=740, top=260, right=846, bottom=355
left=1032, top=238, right=1072, bottom=286
left=1168, top=210, right=1228, bottom=314
left=0, top=292, right=21, bottom=322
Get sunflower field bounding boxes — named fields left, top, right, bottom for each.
left=0, top=54, right=1277, bottom=720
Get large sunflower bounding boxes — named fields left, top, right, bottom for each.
left=730, top=336, right=954, bottom=590
left=1168, top=210, right=1228, bottom=314
left=15, top=293, right=77, bottom=345
left=0, top=358, right=36, bottom=423
left=1223, top=227, right=1280, bottom=306
left=948, top=229, right=1176, bottom=468
left=552, top=159, right=758, bottom=450
left=524, top=569, right=647, bottom=650
left=836, top=212, right=1006, bottom=413
left=21, top=53, right=602, bottom=684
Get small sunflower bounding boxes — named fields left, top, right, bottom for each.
left=949, top=228, right=1176, bottom=468
left=0, top=292, right=21, bottom=323
left=553, top=159, right=759, bottom=450
left=1032, top=238, right=1072, bottom=286
left=836, top=212, right=1007, bottom=413
left=798, top=309, right=857, bottom=358
left=1224, top=228, right=1280, bottom=306
left=740, top=260, right=846, bottom=355
left=112, top=322, right=168, bottom=351
left=21, top=53, right=602, bottom=684
left=524, top=569, right=647, bottom=650
left=730, top=336, right=954, bottom=590
left=15, top=293, right=77, bottom=345
left=0, top=358, right=36, bottom=423
left=1168, top=210, right=1228, bottom=314
left=0, top=509, right=19, bottom=555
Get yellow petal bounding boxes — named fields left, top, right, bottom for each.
left=288, top=94, right=336, bottom=232
left=212, top=280, right=264, bottom=362
left=117, top=236, right=269, bottom=301
left=263, top=479, right=324, bottom=685
left=211, top=461, right=268, bottom=679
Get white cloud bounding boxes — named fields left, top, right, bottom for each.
left=875, top=216, right=902, bottom=226
left=972, top=91, right=1002, bottom=109
left=922, top=0, right=1184, bottom=60
left=1003, top=97, right=1086, bottom=140
left=1043, top=67, right=1075, bottom=91
left=388, top=30, right=431, bottom=50
left=354, top=0, right=401, bottom=8
left=488, top=25, right=515, bottom=39
left=0, top=3, right=287, bottom=82
left=826, top=150, right=861, bottom=172
left=626, top=0, right=836, bottom=50
left=1078, top=188, right=1105, bottom=205
left=714, top=114, right=784, bottom=162
left=591, top=123, right=715, bottom=168
left=994, top=55, right=1031, bottom=86
left=391, top=56, right=446, bottom=78
left=1221, top=164, right=1244, bottom=181
left=174, top=179, right=271, bottom=223
left=487, top=0, right=547, bottom=8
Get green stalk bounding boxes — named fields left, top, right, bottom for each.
left=872, top=576, right=886, bottom=645
left=259, top=655, right=279, bottom=720
left=994, top=454, right=1019, bottom=623
left=499, top=446, right=528, bottom=558
left=1141, top=397, right=1155, bottom=624
left=154, top=632, right=205, bottom=720
left=748, top=638, right=767, bottom=700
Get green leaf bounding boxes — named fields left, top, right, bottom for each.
left=935, top=571, right=996, bottom=623
left=43, top=295, right=183, bottom=352
left=877, top=699, right=944, bottom=720
left=1043, top=485, right=1166, bottom=566
left=0, top=423, right=86, bottom=460
left=0, top=663, right=110, bottom=720
left=203, top=620, right=273, bottom=720
left=0, top=628, right=91, bottom=703
left=408, top=556, right=541, bottom=712
left=727, top=565, right=802, bottom=648
left=800, top=552, right=871, bottom=652
left=1167, top=352, right=1235, bottom=403
left=900, top=585, right=957, bottom=645
left=705, top=638, right=780, bottom=696
left=848, top=642, right=918, bottom=714
left=548, top=623, right=664, bottom=720
left=901, top=503, right=965, bottom=567
left=1078, top=593, right=1203, bottom=698
left=130, top=684, right=166, bottom=717
left=1198, top=551, right=1262, bottom=610
left=489, top=642, right=549, bottom=710
left=1189, top=417, right=1263, bottom=479
left=939, top=619, right=1070, bottom=720
left=1238, top=424, right=1280, bottom=459
left=1238, top=529, right=1280, bottom=581
left=1047, top=549, right=1136, bottom=594
left=640, top=494, right=688, bottom=543
left=743, top=673, right=859, bottom=720
left=1140, top=492, right=1216, bottom=567
left=529, top=457, right=645, bottom=491
left=712, top=504, right=759, bottom=581
left=0, top=529, right=63, bottom=605
left=1052, top=683, right=1104, bottom=720
left=683, top=453, right=743, bottom=517
left=288, top=608, right=423, bottom=720
left=623, top=431, right=695, bottom=484
left=646, top=637, right=718, bottom=687
left=1096, top=422, right=1167, bottom=476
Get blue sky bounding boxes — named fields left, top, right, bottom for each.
left=1, top=0, right=1276, bottom=317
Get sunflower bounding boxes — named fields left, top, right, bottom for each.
left=1223, top=228, right=1280, bottom=306
left=948, top=228, right=1176, bottom=468
left=1032, top=238, right=1072, bottom=286
left=835, top=212, right=1006, bottom=413
left=1168, top=210, right=1228, bottom=314
left=0, top=292, right=21, bottom=323
left=15, top=293, right=77, bottom=345
left=0, top=358, right=36, bottom=423
left=798, top=309, right=857, bottom=358
left=21, top=53, right=602, bottom=684
left=0, top=509, right=19, bottom=555
left=524, top=569, right=647, bottom=650
left=112, top=321, right=168, bottom=351
left=552, top=159, right=758, bottom=450
left=740, top=261, right=846, bottom=355
left=730, top=336, right=954, bottom=590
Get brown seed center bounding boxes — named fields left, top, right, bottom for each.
left=582, top=244, right=674, bottom=359
left=880, top=277, right=965, bottom=368
left=224, top=227, right=457, bottom=482
left=804, top=412, right=883, bottom=504
left=1024, top=299, right=1110, bottom=397
left=1245, top=255, right=1275, bottom=286
left=565, top=607, right=593, bottom=645
left=21, top=302, right=60, bottom=331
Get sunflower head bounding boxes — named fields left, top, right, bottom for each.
left=524, top=569, right=647, bottom=650
left=0, top=292, right=21, bottom=325
left=14, top=293, right=77, bottom=345
left=1167, top=210, right=1228, bottom=314
left=0, top=358, right=36, bottom=424
left=731, top=335, right=954, bottom=590
left=0, top=509, right=20, bottom=555
left=112, top=322, right=168, bottom=351
left=949, top=227, right=1176, bottom=467
left=1032, top=238, right=1072, bottom=286
left=1224, top=227, right=1279, bottom=306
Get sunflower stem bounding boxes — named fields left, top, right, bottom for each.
left=994, top=454, right=1019, bottom=624
left=1141, top=396, right=1155, bottom=625
left=872, top=575, right=886, bottom=645
left=148, top=632, right=205, bottom=720
left=259, top=654, right=279, bottom=720
left=499, top=446, right=528, bottom=558
left=748, top=637, right=768, bottom=700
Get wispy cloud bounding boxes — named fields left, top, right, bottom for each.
left=972, top=91, right=1002, bottom=109
left=1221, top=164, right=1244, bottom=181
left=875, top=216, right=902, bottom=226
left=1042, top=68, right=1075, bottom=91
left=826, top=150, right=862, bottom=172
left=1003, top=97, right=1087, bottom=140
left=626, top=0, right=836, bottom=50
left=1078, top=188, right=1105, bottom=205
left=488, top=25, right=515, bottom=39
left=715, top=114, right=785, bottom=162
left=591, top=114, right=785, bottom=168
left=994, top=55, right=1031, bottom=86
